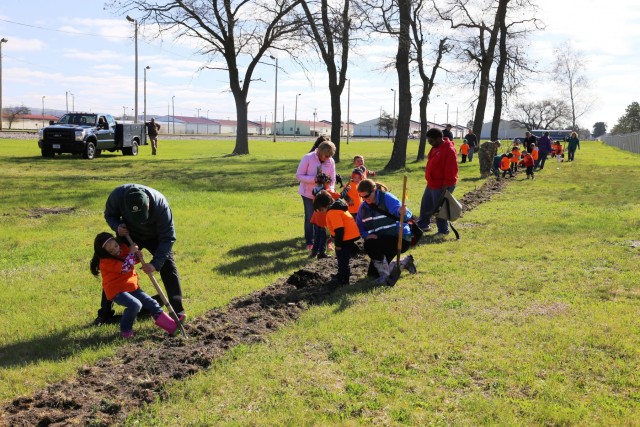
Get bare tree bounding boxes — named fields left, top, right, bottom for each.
left=299, top=0, right=362, bottom=163
left=434, top=0, right=509, bottom=140
left=489, top=0, right=540, bottom=140
left=552, top=41, right=592, bottom=131
left=356, top=0, right=412, bottom=171
left=3, top=105, right=30, bottom=129
left=410, top=1, right=449, bottom=162
left=509, top=99, right=571, bottom=130
left=107, top=0, right=303, bottom=155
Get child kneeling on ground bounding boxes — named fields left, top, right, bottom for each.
left=313, top=190, right=361, bottom=285
left=90, top=232, right=181, bottom=338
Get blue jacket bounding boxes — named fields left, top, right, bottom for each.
left=356, top=190, right=412, bottom=240
left=104, top=184, right=176, bottom=270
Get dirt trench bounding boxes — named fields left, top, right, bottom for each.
left=2, top=177, right=509, bottom=426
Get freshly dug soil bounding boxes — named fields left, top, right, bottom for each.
left=2, top=177, right=509, bottom=426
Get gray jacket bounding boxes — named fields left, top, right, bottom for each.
left=104, top=183, right=176, bottom=270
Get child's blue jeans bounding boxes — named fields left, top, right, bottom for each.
left=312, top=225, right=327, bottom=255
left=112, top=288, right=163, bottom=333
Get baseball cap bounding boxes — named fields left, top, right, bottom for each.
left=125, top=187, right=149, bottom=223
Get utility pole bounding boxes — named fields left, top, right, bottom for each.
left=346, top=79, right=351, bottom=144
left=391, top=88, right=396, bottom=141
left=0, top=38, right=6, bottom=131
left=269, top=55, right=278, bottom=142
left=143, top=66, right=150, bottom=124
left=313, top=108, right=317, bottom=136
left=445, top=102, right=449, bottom=125
left=172, top=96, right=175, bottom=134
left=126, top=16, right=139, bottom=123
left=294, top=93, right=301, bottom=138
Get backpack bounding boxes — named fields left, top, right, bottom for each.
left=436, top=190, right=462, bottom=222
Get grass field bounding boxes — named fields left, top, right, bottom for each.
left=1, top=137, right=639, bottom=425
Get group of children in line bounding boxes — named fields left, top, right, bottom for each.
left=488, top=139, right=566, bottom=180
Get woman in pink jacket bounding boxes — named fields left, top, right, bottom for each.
left=295, top=138, right=336, bottom=251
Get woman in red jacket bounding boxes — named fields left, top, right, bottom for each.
left=417, top=128, right=459, bottom=236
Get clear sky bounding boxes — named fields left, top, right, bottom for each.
left=1, top=0, right=638, bottom=132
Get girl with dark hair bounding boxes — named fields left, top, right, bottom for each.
left=90, top=232, right=180, bottom=338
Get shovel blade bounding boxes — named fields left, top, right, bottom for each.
left=387, top=264, right=401, bottom=286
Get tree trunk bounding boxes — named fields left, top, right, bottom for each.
left=416, top=88, right=429, bottom=162
left=329, top=84, right=343, bottom=163
left=232, top=85, right=249, bottom=155
left=385, top=0, right=412, bottom=171
left=472, top=0, right=508, bottom=141
left=327, top=70, right=344, bottom=163
left=490, top=5, right=509, bottom=141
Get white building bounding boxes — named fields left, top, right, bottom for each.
left=479, top=119, right=527, bottom=140
left=354, top=118, right=441, bottom=137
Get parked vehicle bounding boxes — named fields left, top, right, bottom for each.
left=38, top=113, right=146, bottom=159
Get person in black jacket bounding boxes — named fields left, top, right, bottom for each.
left=94, top=184, right=185, bottom=325
left=443, top=124, right=454, bottom=140
left=146, top=118, right=161, bottom=155
left=463, top=130, right=478, bottom=162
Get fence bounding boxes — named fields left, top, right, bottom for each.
left=601, top=131, right=640, bottom=154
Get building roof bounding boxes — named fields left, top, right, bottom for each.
left=12, top=114, right=60, bottom=120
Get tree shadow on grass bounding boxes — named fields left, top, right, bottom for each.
left=215, top=238, right=309, bottom=276
left=0, top=324, right=120, bottom=369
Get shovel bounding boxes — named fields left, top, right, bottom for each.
left=125, top=234, right=187, bottom=338
left=387, top=175, right=407, bottom=286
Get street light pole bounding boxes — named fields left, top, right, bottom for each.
left=269, top=55, right=278, bottom=142
left=143, top=66, right=150, bottom=124
left=390, top=88, right=396, bottom=140
left=65, top=91, right=69, bottom=113
left=294, top=93, right=301, bottom=138
left=70, top=92, right=74, bottom=111
left=126, top=15, right=139, bottom=123
left=445, top=102, right=449, bottom=125
left=196, top=108, right=201, bottom=134
left=41, top=95, right=45, bottom=128
left=123, top=106, right=126, bottom=121
left=0, top=38, right=7, bottom=131
left=313, top=108, right=317, bottom=136
left=171, top=96, right=175, bottom=134
left=346, top=79, right=351, bottom=144
left=206, top=109, right=210, bottom=134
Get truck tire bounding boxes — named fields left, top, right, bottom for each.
left=83, top=142, right=96, bottom=160
left=41, top=148, right=54, bottom=158
left=122, top=141, right=139, bottom=156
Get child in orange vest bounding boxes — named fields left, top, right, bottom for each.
left=460, top=141, right=470, bottom=163
left=353, top=155, right=376, bottom=178
left=531, top=143, right=538, bottom=161
left=510, top=145, right=521, bottom=173
left=555, top=142, right=564, bottom=162
left=341, top=167, right=365, bottom=216
left=519, top=151, right=535, bottom=179
left=90, top=232, right=180, bottom=338
left=313, top=190, right=362, bottom=285
left=310, top=174, right=340, bottom=259
left=500, top=153, right=513, bottom=178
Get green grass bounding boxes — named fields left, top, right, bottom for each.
left=1, top=138, right=639, bottom=425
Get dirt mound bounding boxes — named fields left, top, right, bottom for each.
left=2, top=177, right=507, bottom=426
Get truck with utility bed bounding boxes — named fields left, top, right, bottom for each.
left=38, top=112, right=146, bottom=159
